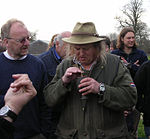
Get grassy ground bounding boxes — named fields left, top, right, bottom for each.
left=138, top=117, right=146, bottom=138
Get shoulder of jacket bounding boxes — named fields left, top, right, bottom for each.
left=106, top=54, right=128, bottom=71
left=106, top=53, right=120, bottom=62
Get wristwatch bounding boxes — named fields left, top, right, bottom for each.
left=0, top=105, right=17, bottom=121
left=98, top=83, right=105, bottom=95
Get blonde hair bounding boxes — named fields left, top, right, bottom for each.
left=47, top=34, right=59, bottom=50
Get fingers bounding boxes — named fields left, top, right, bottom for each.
left=124, top=111, right=129, bottom=117
left=66, top=67, right=83, bottom=76
left=134, top=60, right=139, bottom=64
left=134, top=60, right=140, bottom=66
left=78, top=77, right=99, bottom=95
left=12, top=74, right=29, bottom=84
left=79, top=86, right=91, bottom=96
left=10, top=74, right=32, bottom=92
left=62, top=67, right=83, bottom=84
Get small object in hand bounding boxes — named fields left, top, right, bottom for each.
left=76, top=76, right=88, bottom=100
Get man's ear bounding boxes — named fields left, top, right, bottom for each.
left=121, top=37, right=124, bottom=42
left=2, top=38, right=9, bottom=47
left=55, top=40, right=59, bottom=48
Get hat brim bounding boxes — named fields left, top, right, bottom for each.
left=62, top=36, right=105, bottom=45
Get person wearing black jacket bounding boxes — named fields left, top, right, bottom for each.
left=0, top=74, right=37, bottom=139
left=134, top=60, right=150, bottom=139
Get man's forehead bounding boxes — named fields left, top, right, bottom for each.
left=10, top=22, right=29, bottom=36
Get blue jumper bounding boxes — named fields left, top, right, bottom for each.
left=0, top=53, right=51, bottom=139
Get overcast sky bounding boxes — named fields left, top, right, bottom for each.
left=0, top=0, right=150, bottom=41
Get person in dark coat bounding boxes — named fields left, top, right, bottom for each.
left=38, top=31, right=71, bottom=139
left=111, top=27, right=148, bottom=138
left=43, top=22, right=137, bottom=139
left=134, top=60, right=150, bottom=139
left=38, top=31, right=71, bottom=82
left=111, top=27, right=148, bottom=79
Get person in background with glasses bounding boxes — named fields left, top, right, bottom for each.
left=0, top=19, right=51, bottom=139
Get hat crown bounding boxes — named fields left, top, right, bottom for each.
left=62, top=22, right=104, bottom=45
left=72, top=22, right=97, bottom=34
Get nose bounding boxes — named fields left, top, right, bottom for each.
left=79, top=49, right=85, bottom=56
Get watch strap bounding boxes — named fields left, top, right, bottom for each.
left=0, top=106, right=17, bottom=122
left=7, top=110, right=17, bottom=122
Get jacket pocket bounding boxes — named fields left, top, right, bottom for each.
left=96, top=126, right=128, bottom=139
left=96, top=129, right=105, bottom=139
left=56, top=128, right=77, bottom=139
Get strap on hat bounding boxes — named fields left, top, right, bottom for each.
left=72, top=33, right=100, bottom=37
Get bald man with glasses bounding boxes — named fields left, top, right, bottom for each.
left=0, top=19, right=51, bottom=139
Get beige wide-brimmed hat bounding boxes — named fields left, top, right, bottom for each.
left=62, top=22, right=105, bottom=45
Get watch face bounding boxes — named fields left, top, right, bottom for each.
left=0, top=106, right=10, bottom=116
left=100, top=83, right=105, bottom=92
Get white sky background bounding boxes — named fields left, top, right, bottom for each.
left=0, top=0, right=150, bottom=41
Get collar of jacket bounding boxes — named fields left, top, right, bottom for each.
left=119, top=47, right=137, bottom=55
left=51, top=46, right=62, bottom=63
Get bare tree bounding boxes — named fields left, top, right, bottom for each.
left=108, top=33, right=118, bottom=41
left=30, top=31, right=38, bottom=42
left=115, top=0, right=150, bottom=44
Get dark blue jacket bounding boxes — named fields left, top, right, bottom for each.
left=38, top=46, right=62, bottom=83
left=38, top=46, right=62, bottom=139
left=111, top=47, right=148, bottom=78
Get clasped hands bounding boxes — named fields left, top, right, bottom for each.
left=62, top=67, right=100, bottom=96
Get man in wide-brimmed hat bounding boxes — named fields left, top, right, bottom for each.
left=44, top=22, right=137, bottom=139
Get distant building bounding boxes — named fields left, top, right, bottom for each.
left=29, top=40, right=48, bottom=56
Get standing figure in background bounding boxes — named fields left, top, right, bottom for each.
left=38, top=31, right=71, bottom=82
left=110, top=39, right=117, bottom=52
left=111, top=27, right=148, bottom=78
left=99, top=36, right=111, bottom=52
left=111, top=27, right=148, bottom=138
left=38, top=31, right=71, bottom=139
left=43, top=22, right=137, bottom=139
left=47, top=34, right=59, bottom=50
left=0, top=18, right=51, bottom=139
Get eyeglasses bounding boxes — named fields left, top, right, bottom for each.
left=7, top=36, right=31, bottom=44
